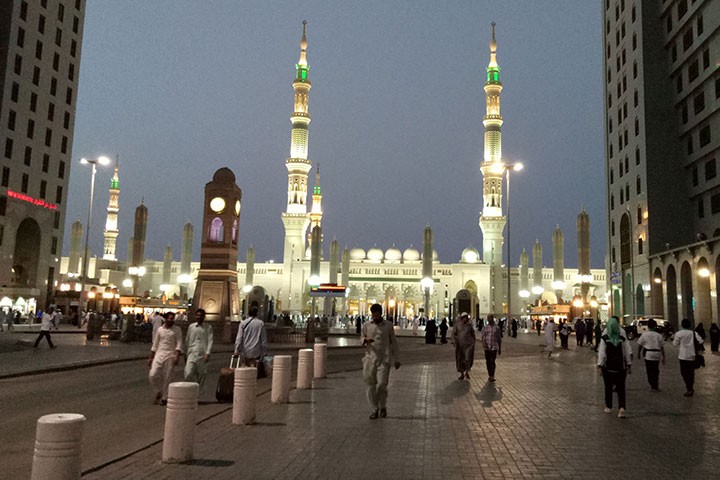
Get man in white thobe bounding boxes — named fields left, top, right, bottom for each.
left=545, top=319, right=557, bottom=357
left=148, top=312, right=182, bottom=405
left=362, top=303, right=400, bottom=419
left=151, top=311, right=164, bottom=343
left=184, top=308, right=213, bottom=394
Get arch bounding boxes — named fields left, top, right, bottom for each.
left=695, top=257, right=712, bottom=326
left=680, top=261, right=694, bottom=324
left=464, top=280, right=478, bottom=296
left=13, top=218, right=42, bottom=287
left=232, top=219, right=238, bottom=244
left=623, top=273, right=633, bottom=320
left=619, top=214, right=631, bottom=266
left=650, top=267, right=664, bottom=317
left=666, top=265, right=679, bottom=328
left=209, top=217, right=224, bottom=243
left=635, top=284, right=645, bottom=316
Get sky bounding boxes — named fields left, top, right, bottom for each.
left=65, top=0, right=606, bottom=269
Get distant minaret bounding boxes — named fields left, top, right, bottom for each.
left=532, top=239, right=543, bottom=293
left=552, top=226, right=565, bottom=299
left=162, top=244, right=173, bottom=286
left=180, top=222, right=193, bottom=278
left=282, top=20, right=313, bottom=312
left=103, top=156, right=120, bottom=260
left=308, top=164, right=323, bottom=246
left=422, top=225, right=434, bottom=318
left=68, top=220, right=83, bottom=275
left=577, top=209, right=591, bottom=300
left=131, top=201, right=148, bottom=295
left=519, top=248, right=529, bottom=296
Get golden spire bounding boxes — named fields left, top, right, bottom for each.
left=298, top=20, right=308, bottom=67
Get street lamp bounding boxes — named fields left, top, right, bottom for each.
left=78, top=156, right=111, bottom=317
left=501, top=162, right=523, bottom=323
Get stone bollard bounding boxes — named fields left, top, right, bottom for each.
left=297, top=348, right=314, bottom=389
left=162, top=382, right=199, bottom=463
left=271, top=355, right=292, bottom=403
left=313, top=343, right=327, bottom=379
left=31, top=413, right=86, bottom=480
left=232, top=367, right=257, bottom=425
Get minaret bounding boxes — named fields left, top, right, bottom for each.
left=68, top=220, right=83, bottom=275
left=552, top=226, right=565, bottom=299
left=519, top=249, right=529, bottom=297
left=532, top=239, right=543, bottom=294
left=479, top=23, right=506, bottom=314
left=162, top=244, right=173, bottom=286
left=282, top=20, right=313, bottom=312
left=102, top=156, right=120, bottom=260
left=131, top=201, right=148, bottom=296
left=308, top=164, right=323, bottom=246
left=577, top=209, right=591, bottom=301
left=180, top=222, right=193, bottom=277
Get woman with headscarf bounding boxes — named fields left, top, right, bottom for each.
left=694, top=323, right=706, bottom=352
left=597, top=316, right=632, bottom=418
left=452, top=313, right=476, bottom=380
left=709, top=323, right=720, bottom=353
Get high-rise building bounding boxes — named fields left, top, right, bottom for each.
left=0, top=0, right=86, bottom=309
left=603, top=0, right=719, bottom=326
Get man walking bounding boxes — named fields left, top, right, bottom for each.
left=480, top=315, right=502, bottom=382
left=33, top=307, right=57, bottom=349
left=184, top=308, right=213, bottom=394
left=151, top=310, right=164, bottom=343
left=362, top=303, right=400, bottom=419
left=148, top=311, right=182, bottom=405
left=637, top=318, right=665, bottom=391
left=233, top=306, right=267, bottom=367
left=673, top=318, right=703, bottom=397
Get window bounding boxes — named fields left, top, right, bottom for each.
left=55, top=28, right=62, bottom=47
left=609, top=118, right=613, bottom=134
left=694, top=92, right=705, bottom=114
left=607, top=44, right=611, bottom=59
left=32, top=66, right=40, bottom=86
left=697, top=15, right=703, bottom=35
left=638, top=238, right=643, bottom=255
left=50, top=77, right=57, bottom=96
left=11, top=82, right=19, bottom=102
left=667, top=15, right=673, bottom=33
left=21, top=173, right=29, bottom=193
left=58, top=3, right=65, bottom=21
left=610, top=168, right=614, bottom=184
left=42, top=154, right=49, bottom=173
left=635, top=118, right=639, bottom=136
left=698, top=198, right=705, bottom=218
left=618, top=133, right=623, bottom=152
left=623, top=102, right=628, bottom=119
left=7, top=110, right=16, bottom=131
left=58, top=161, right=66, bottom=179
left=39, top=180, right=47, bottom=199
left=45, top=128, right=52, bottom=147
left=38, top=15, right=45, bottom=34
left=53, top=211, right=60, bottom=229
left=65, top=87, right=72, bottom=105
left=631, top=5, right=636, bottom=22
left=17, top=27, right=25, bottom=47
left=73, top=16, right=79, bottom=34
left=705, top=159, right=716, bottom=181
left=634, top=89, right=638, bottom=107
left=625, top=183, right=630, bottom=199
left=24, top=146, right=31, bottom=166
left=622, top=75, right=627, bottom=93
left=611, top=195, right=615, bottom=210
left=13, top=54, right=22, bottom=75
left=55, top=186, right=63, bottom=204
left=48, top=102, right=55, bottom=121
left=683, top=29, right=693, bottom=52
left=636, top=176, right=641, bottom=194
left=689, top=59, right=699, bottom=82
left=693, top=165, right=699, bottom=186
left=1, top=167, right=9, bottom=187
left=612, top=247, right=616, bottom=263
left=607, top=68, right=612, bottom=84
left=53, top=52, right=59, bottom=71
left=688, top=135, right=694, bottom=155
left=35, top=40, right=43, bottom=60
left=606, top=19, right=610, bottom=34
left=699, top=125, right=711, bottom=147
left=61, top=136, right=67, bottom=154
left=632, top=62, right=637, bottom=78
left=27, top=119, right=34, bottom=139
left=209, top=217, right=224, bottom=242
left=620, top=189, right=624, bottom=204
left=4, top=138, right=13, bottom=159
left=712, top=194, right=720, bottom=214
left=637, top=207, right=642, bottom=225
left=610, top=143, right=614, bottom=158
left=68, top=63, right=74, bottom=81
left=0, top=197, right=5, bottom=216
left=624, top=130, right=629, bottom=147
left=63, top=112, right=70, bottom=129
left=636, top=147, right=640, bottom=165
left=608, top=93, right=612, bottom=108
left=671, top=43, right=677, bottom=62
left=703, top=49, right=709, bottom=69
left=682, top=104, right=688, bottom=124
left=20, top=1, right=28, bottom=20
left=632, top=33, right=636, bottom=50
left=41, top=0, right=47, bottom=7
left=616, top=56, right=620, bottom=72
left=51, top=237, right=57, bottom=255
left=677, top=74, right=683, bottom=93
left=716, top=77, right=720, bottom=99
left=621, top=22, right=626, bottom=38
left=76, top=0, right=82, bottom=10
left=30, top=92, right=37, bottom=112
left=622, top=49, right=626, bottom=65
left=70, top=39, right=77, bottom=57
left=678, top=0, right=688, bottom=19
left=619, top=159, right=624, bottom=178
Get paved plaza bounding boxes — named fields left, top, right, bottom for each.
left=82, top=334, right=720, bottom=480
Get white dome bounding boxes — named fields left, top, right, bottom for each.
left=367, top=248, right=384, bottom=263
left=403, top=248, right=420, bottom=262
left=349, top=248, right=366, bottom=261
left=461, top=247, right=480, bottom=263
left=385, top=246, right=402, bottom=263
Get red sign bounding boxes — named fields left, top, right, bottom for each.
left=6, top=190, right=58, bottom=210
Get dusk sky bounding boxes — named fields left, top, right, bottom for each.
left=65, top=1, right=605, bottom=269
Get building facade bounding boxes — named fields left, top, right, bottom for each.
left=0, top=0, right=86, bottom=312
left=603, top=0, right=720, bottom=326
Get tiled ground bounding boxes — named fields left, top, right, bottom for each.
left=84, top=341, right=720, bottom=479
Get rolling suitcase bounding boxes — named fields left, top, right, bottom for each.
left=216, top=356, right=240, bottom=403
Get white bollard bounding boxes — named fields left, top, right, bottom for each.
left=313, top=343, right=327, bottom=379
left=162, top=382, right=199, bottom=463
left=271, top=355, right=292, bottom=403
left=297, top=348, right=314, bottom=389
left=232, top=367, right=257, bottom=425
left=31, top=413, right=86, bottom=480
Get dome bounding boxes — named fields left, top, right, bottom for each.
left=403, top=247, right=420, bottom=262
left=367, top=247, right=384, bottom=263
left=349, top=248, right=366, bottom=261
left=461, top=246, right=480, bottom=263
left=212, top=167, right=236, bottom=185
left=385, top=246, right=402, bottom=263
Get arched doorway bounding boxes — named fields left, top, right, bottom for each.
left=13, top=218, right=42, bottom=287
left=695, top=257, right=712, bottom=325
left=619, top=214, right=631, bottom=267
left=650, top=268, right=664, bottom=317
left=680, top=261, right=694, bottom=324
left=666, top=265, right=679, bottom=328
left=635, top=284, right=645, bottom=316
left=623, top=273, right=633, bottom=320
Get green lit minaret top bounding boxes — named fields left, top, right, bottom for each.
left=295, top=20, right=309, bottom=83
left=110, top=155, right=119, bottom=189
left=486, top=22, right=501, bottom=85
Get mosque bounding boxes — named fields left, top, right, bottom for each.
left=56, top=23, right=607, bottom=323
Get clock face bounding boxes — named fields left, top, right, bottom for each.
left=210, top=197, right=226, bottom=213
left=235, top=200, right=241, bottom=216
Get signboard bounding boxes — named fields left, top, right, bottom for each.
left=310, top=284, right=347, bottom=298
left=7, top=189, right=58, bottom=210
left=610, top=271, right=622, bottom=285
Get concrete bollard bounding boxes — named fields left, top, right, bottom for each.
left=313, top=343, right=327, bottom=379
left=271, top=355, right=292, bottom=403
left=162, top=382, right=199, bottom=463
left=31, top=413, right=86, bottom=480
left=232, top=367, right=257, bottom=425
left=297, top=348, right=314, bottom=389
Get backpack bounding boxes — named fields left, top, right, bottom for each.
left=603, top=335, right=625, bottom=372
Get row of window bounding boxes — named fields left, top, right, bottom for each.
left=666, top=0, right=700, bottom=34
left=16, top=27, right=78, bottom=79
left=0, top=165, right=63, bottom=205
left=609, top=177, right=642, bottom=212
left=609, top=147, right=642, bottom=185
left=19, top=0, right=83, bottom=27
left=13, top=56, right=75, bottom=105
left=691, top=158, right=717, bottom=187
left=698, top=193, right=720, bottom=219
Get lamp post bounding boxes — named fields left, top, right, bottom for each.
left=78, top=156, right=110, bottom=317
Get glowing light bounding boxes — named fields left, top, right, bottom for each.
left=513, top=163, right=524, bottom=171
left=551, top=280, right=566, bottom=290
left=159, top=284, right=171, bottom=292
left=210, top=197, right=226, bottom=213
left=531, top=286, right=544, bottom=295
left=420, top=277, right=434, bottom=291
left=122, top=279, right=133, bottom=288
left=518, top=290, right=530, bottom=298
left=177, top=274, right=192, bottom=284
left=242, top=284, right=253, bottom=293
left=98, top=156, right=111, bottom=165
left=698, top=268, right=711, bottom=278
left=490, top=163, right=504, bottom=174
left=653, top=277, right=662, bottom=284
left=590, top=299, right=599, bottom=308
left=572, top=297, right=584, bottom=308
left=87, top=292, right=96, bottom=299
left=308, top=275, right=321, bottom=287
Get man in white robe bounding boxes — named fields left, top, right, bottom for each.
left=362, top=303, right=400, bottom=419
left=184, top=308, right=213, bottom=394
left=148, top=312, right=182, bottom=405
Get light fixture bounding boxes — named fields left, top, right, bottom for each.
left=242, top=284, right=253, bottom=293
left=177, top=273, right=192, bottom=284
left=518, top=289, right=530, bottom=298
left=572, top=297, right=584, bottom=308
left=531, top=285, right=544, bottom=295
left=235, top=200, right=241, bottom=216
left=122, top=279, right=133, bottom=288
left=308, top=275, right=321, bottom=287
left=210, top=196, right=226, bottom=213
left=653, top=277, right=662, bottom=284
left=698, top=267, right=711, bottom=278
left=551, top=280, right=566, bottom=290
